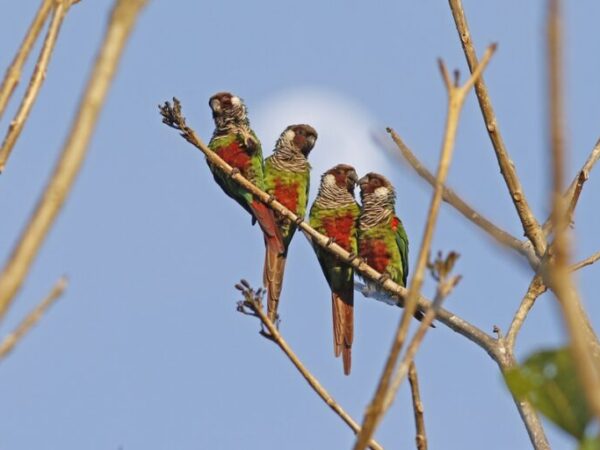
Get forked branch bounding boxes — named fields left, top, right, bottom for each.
left=235, top=281, right=384, bottom=450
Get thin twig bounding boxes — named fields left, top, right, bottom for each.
left=570, top=251, right=600, bottom=272
left=0, top=0, right=73, bottom=173
left=0, top=0, right=149, bottom=322
left=383, top=128, right=536, bottom=264
left=158, top=99, right=498, bottom=359
left=544, top=0, right=600, bottom=421
left=235, top=283, right=384, bottom=450
left=0, top=276, right=67, bottom=360
left=0, top=0, right=54, bottom=121
left=408, top=363, right=427, bottom=450
left=448, top=0, right=546, bottom=258
left=505, top=275, right=546, bottom=350
left=352, top=46, right=496, bottom=450
left=541, top=138, right=600, bottom=235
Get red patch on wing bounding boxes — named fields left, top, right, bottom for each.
left=391, top=216, right=400, bottom=231
left=273, top=180, right=299, bottom=213
left=216, top=141, right=250, bottom=170
left=359, top=239, right=391, bottom=274
left=321, top=213, right=356, bottom=251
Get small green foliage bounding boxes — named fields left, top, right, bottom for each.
left=579, top=436, right=600, bottom=450
left=504, top=347, right=591, bottom=440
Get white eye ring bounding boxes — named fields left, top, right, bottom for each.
left=374, top=186, right=389, bottom=197
left=323, top=174, right=336, bottom=186
left=283, top=129, right=295, bottom=141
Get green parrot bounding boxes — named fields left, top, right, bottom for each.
left=309, top=164, right=360, bottom=375
left=207, top=92, right=284, bottom=257
left=357, top=172, right=425, bottom=321
left=263, top=124, right=318, bottom=322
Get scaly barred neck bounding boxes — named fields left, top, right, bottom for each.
left=314, top=182, right=355, bottom=209
left=212, top=103, right=252, bottom=139
left=359, top=191, right=395, bottom=230
left=268, top=140, right=310, bottom=173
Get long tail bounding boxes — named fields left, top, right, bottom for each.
left=263, top=247, right=286, bottom=322
left=249, top=200, right=285, bottom=255
left=332, top=287, right=354, bottom=375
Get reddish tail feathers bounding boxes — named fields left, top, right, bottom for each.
left=263, top=247, right=286, bottom=322
left=250, top=200, right=285, bottom=255
left=332, top=289, right=354, bottom=375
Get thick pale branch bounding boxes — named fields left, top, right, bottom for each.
left=0, top=0, right=54, bottom=121
left=408, top=363, right=427, bottom=450
left=448, top=0, right=546, bottom=258
left=236, top=285, right=384, bottom=450
left=0, top=0, right=149, bottom=322
left=544, top=0, right=600, bottom=421
left=0, top=0, right=72, bottom=173
left=0, top=276, right=67, bottom=360
left=352, top=46, right=495, bottom=450
left=384, top=128, right=536, bottom=264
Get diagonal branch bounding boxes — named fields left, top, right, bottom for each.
left=158, top=98, right=497, bottom=359
left=0, top=0, right=74, bottom=173
left=505, top=275, right=546, bottom=351
left=448, top=0, right=546, bottom=258
left=570, top=250, right=600, bottom=272
left=0, top=0, right=54, bottom=121
left=408, top=363, right=427, bottom=450
left=0, top=276, right=67, bottom=361
left=383, top=128, right=536, bottom=264
left=352, top=46, right=496, bottom=450
left=0, top=0, right=149, bottom=323
left=543, top=0, right=600, bottom=421
left=235, top=282, right=384, bottom=450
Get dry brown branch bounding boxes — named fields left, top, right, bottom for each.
left=0, top=0, right=148, bottom=322
left=352, top=47, right=496, bottom=450
left=0, top=0, right=54, bottom=121
left=384, top=128, right=536, bottom=264
left=235, top=282, right=384, bottom=450
left=541, top=138, right=600, bottom=235
left=158, top=98, right=497, bottom=357
left=505, top=276, right=546, bottom=351
left=0, top=0, right=73, bottom=173
left=543, top=0, right=600, bottom=421
left=0, top=276, right=67, bottom=360
left=570, top=251, right=600, bottom=272
left=407, top=363, right=427, bottom=450
left=448, top=0, right=546, bottom=258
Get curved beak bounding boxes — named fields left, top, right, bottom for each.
left=358, top=175, right=368, bottom=187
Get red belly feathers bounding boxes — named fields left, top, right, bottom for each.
left=321, top=213, right=356, bottom=252
left=360, top=239, right=391, bottom=274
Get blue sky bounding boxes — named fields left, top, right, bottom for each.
left=1, top=1, right=599, bottom=449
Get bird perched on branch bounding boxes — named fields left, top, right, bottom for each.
left=263, top=124, right=318, bottom=322
left=207, top=92, right=284, bottom=257
left=309, top=164, right=360, bottom=375
left=357, top=172, right=425, bottom=321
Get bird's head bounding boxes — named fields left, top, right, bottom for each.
left=322, top=164, right=358, bottom=195
left=278, top=124, right=318, bottom=157
left=208, top=91, right=246, bottom=122
left=358, top=172, right=395, bottom=201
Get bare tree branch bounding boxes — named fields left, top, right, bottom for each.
left=0, top=276, right=67, bottom=361
left=0, top=0, right=74, bottom=173
left=158, top=98, right=498, bottom=359
left=408, top=363, right=427, bottom=450
left=570, top=251, right=600, bottom=272
left=0, top=0, right=54, bottom=121
left=448, top=0, right=547, bottom=258
left=235, top=282, right=384, bottom=450
left=352, top=47, right=496, bottom=450
left=0, top=0, right=149, bottom=322
left=505, top=276, right=546, bottom=351
left=543, top=0, right=600, bottom=421
left=383, top=128, right=536, bottom=265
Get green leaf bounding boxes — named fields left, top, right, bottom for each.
left=579, top=435, right=600, bottom=450
left=504, top=347, right=591, bottom=440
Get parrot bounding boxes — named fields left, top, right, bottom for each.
left=309, top=164, right=360, bottom=375
left=263, top=124, right=318, bottom=322
left=207, top=92, right=284, bottom=258
left=357, top=172, right=426, bottom=321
